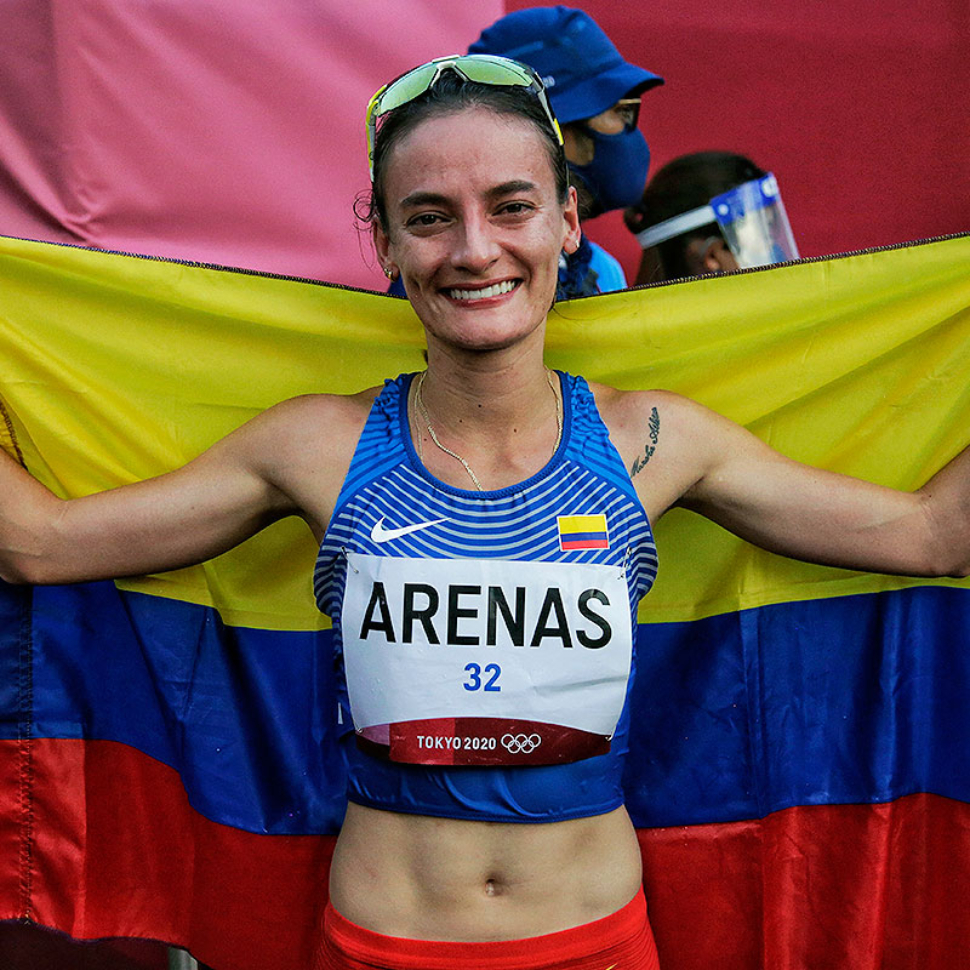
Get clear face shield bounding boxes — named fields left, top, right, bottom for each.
left=635, top=173, right=799, bottom=270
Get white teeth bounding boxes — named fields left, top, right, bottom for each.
left=447, top=281, right=516, bottom=301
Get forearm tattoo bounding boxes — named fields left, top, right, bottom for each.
left=630, top=407, right=661, bottom=477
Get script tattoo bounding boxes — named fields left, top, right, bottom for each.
left=630, top=407, right=661, bottom=477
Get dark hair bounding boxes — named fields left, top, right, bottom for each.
left=625, top=151, right=766, bottom=280
left=360, top=70, right=569, bottom=233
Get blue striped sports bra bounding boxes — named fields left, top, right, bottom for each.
left=314, top=372, right=657, bottom=823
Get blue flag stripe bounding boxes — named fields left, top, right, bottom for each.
left=4, top=581, right=967, bottom=834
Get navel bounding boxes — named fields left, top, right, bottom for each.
left=483, top=876, right=505, bottom=897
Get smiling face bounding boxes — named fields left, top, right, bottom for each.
left=374, top=107, right=580, bottom=355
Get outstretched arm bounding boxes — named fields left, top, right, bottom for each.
left=682, top=404, right=969, bottom=577
left=0, top=393, right=365, bottom=586
left=609, top=390, right=970, bottom=579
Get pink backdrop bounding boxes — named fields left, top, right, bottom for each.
left=0, top=0, right=502, bottom=290
left=2, top=1, right=965, bottom=291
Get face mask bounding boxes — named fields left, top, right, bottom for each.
left=568, top=127, right=651, bottom=217
left=634, top=173, right=799, bottom=269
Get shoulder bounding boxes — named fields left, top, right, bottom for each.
left=585, top=383, right=702, bottom=441
left=242, top=386, right=380, bottom=458
left=233, top=386, right=385, bottom=530
left=583, top=383, right=741, bottom=521
left=262, top=386, right=380, bottom=427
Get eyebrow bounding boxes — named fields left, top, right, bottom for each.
left=399, top=191, right=450, bottom=210
left=399, top=180, right=540, bottom=210
left=487, top=180, right=539, bottom=199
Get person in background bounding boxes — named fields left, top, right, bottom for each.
left=624, top=151, right=799, bottom=284
left=469, top=6, right=664, bottom=298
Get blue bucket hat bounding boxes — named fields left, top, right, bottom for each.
left=468, top=6, right=663, bottom=125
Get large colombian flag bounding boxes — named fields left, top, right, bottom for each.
left=1, top=232, right=968, bottom=969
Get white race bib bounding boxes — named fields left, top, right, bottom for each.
left=341, top=552, right=633, bottom=766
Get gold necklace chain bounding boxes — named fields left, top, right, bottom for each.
left=413, top=370, right=563, bottom=492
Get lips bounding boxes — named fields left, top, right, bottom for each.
left=445, top=280, right=519, bottom=302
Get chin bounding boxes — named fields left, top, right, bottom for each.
left=441, top=332, right=526, bottom=354
left=439, top=316, right=546, bottom=354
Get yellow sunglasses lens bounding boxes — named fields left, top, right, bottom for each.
left=375, top=62, right=441, bottom=115
left=376, top=57, right=533, bottom=117
left=367, top=55, right=564, bottom=179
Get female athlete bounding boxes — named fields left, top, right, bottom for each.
left=1, top=55, right=968, bottom=970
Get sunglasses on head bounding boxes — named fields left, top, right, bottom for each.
left=366, top=54, right=565, bottom=181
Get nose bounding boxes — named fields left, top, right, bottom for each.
left=451, top=212, right=500, bottom=275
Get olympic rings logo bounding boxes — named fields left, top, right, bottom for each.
left=501, top=733, right=542, bottom=754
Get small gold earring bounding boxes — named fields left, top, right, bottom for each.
left=384, top=266, right=397, bottom=280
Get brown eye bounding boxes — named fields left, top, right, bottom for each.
left=407, top=213, right=445, bottom=229
left=614, top=98, right=641, bottom=131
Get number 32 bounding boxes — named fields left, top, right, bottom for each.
left=464, top=662, right=502, bottom=692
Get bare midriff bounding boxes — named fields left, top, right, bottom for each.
left=329, top=802, right=643, bottom=941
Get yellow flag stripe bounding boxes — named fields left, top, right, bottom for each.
left=558, top=514, right=608, bottom=534
left=1, top=234, right=968, bottom=629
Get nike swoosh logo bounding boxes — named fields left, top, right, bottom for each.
left=370, top=516, right=447, bottom=543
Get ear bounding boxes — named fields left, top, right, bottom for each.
left=699, top=237, right=739, bottom=275
left=373, top=222, right=398, bottom=279
left=561, top=186, right=582, bottom=255
left=685, top=236, right=738, bottom=276
left=624, top=204, right=647, bottom=234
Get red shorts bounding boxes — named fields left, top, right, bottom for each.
left=315, top=888, right=661, bottom=970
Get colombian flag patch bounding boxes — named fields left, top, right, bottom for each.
left=557, top=514, right=610, bottom=551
